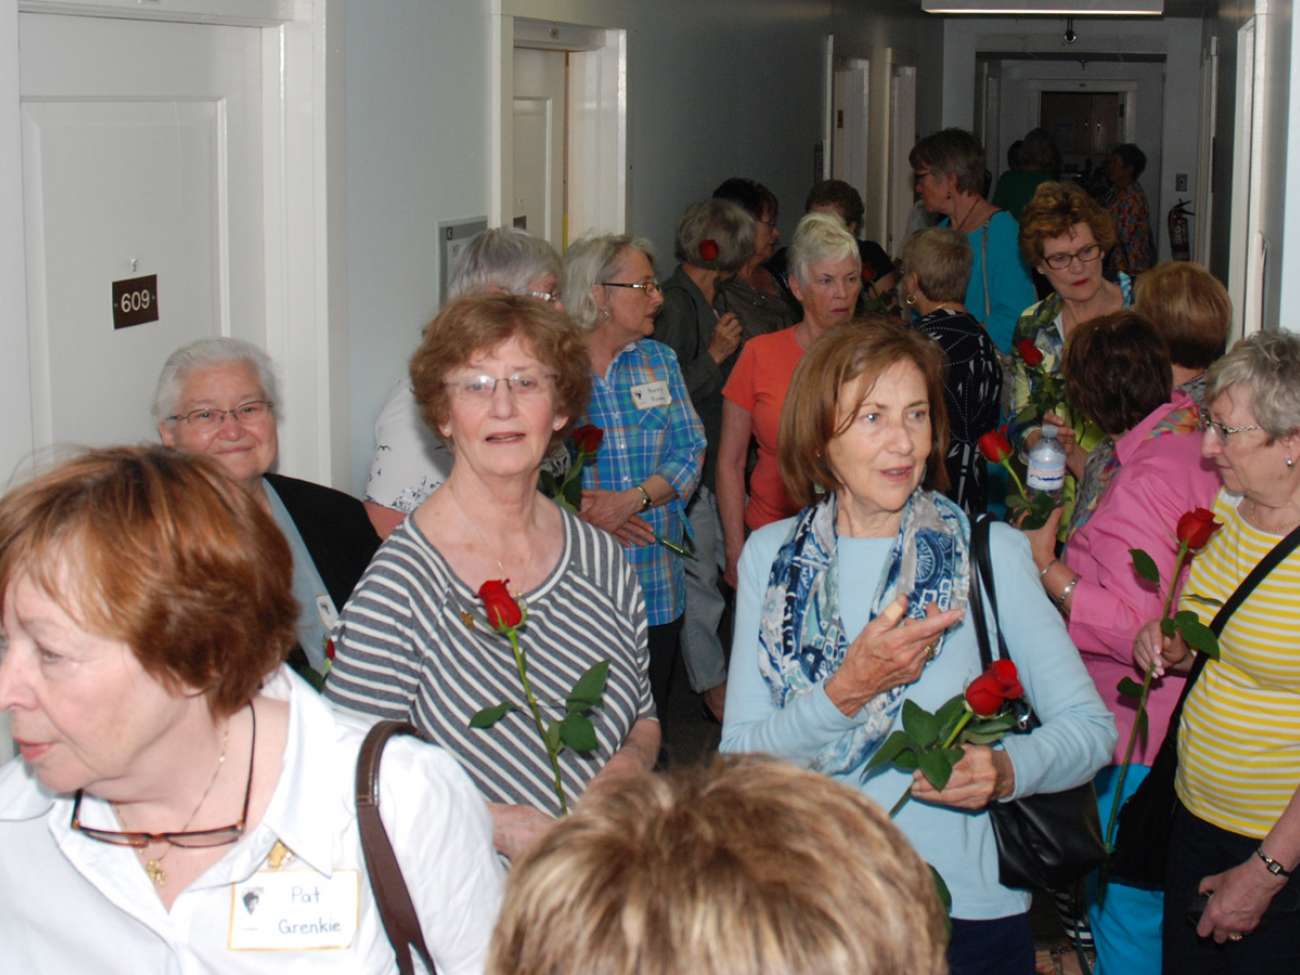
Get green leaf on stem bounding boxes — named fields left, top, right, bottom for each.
left=902, top=699, right=940, bottom=748
left=1017, top=491, right=1059, bottom=531
left=538, top=469, right=559, bottom=497
left=930, top=865, right=953, bottom=915
left=1184, top=594, right=1224, bottom=608
left=1116, top=676, right=1144, bottom=699
left=566, top=660, right=610, bottom=712
left=1176, top=617, right=1219, bottom=658
left=943, top=746, right=965, bottom=764
left=544, top=720, right=562, bottom=755
left=559, top=713, right=598, bottom=752
left=1129, top=549, right=1160, bottom=585
left=469, top=702, right=514, bottom=729
left=1160, top=617, right=1176, bottom=638
left=966, top=714, right=1017, bottom=736
left=918, top=748, right=956, bottom=791
left=562, top=474, right=582, bottom=510
left=894, top=747, right=920, bottom=771
left=1013, top=405, right=1038, bottom=429
left=934, top=695, right=970, bottom=741
left=964, top=729, right=1010, bottom=745
left=866, top=730, right=913, bottom=770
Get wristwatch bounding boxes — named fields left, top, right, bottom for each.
left=635, top=484, right=653, bottom=510
left=1256, top=847, right=1294, bottom=878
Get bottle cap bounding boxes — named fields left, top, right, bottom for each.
left=1041, top=424, right=1058, bottom=438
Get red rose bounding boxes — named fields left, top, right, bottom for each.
left=989, top=659, right=1023, bottom=700
left=571, top=424, right=604, bottom=456
left=1016, top=339, right=1044, bottom=368
left=479, top=579, right=523, bottom=631
left=1176, top=508, right=1221, bottom=551
left=965, top=673, right=1006, bottom=717
left=977, top=428, right=1013, bottom=463
left=325, top=639, right=335, bottom=662
left=699, top=239, right=719, bottom=262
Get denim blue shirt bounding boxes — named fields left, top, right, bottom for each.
left=581, top=339, right=705, bottom=626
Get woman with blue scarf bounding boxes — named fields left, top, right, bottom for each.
left=721, top=321, right=1115, bottom=975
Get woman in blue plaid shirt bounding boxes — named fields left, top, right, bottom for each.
left=563, top=235, right=707, bottom=718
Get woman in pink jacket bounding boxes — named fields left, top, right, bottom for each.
left=1023, top=310, right=1220, bottom=974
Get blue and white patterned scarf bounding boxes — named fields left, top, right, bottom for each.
left=757, top=489, right=971, bottom=776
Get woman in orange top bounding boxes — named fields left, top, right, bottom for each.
left=717, top=212, right=862, bottom=586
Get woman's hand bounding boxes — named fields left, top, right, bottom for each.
left=488, top=802, right=556, bottom=861
left=908, top=745, right=1015, bottom=810
left=824, top=596, right=964, bottom=716
left=1133, top=618, right=1192, bottom=677
left=1195, top=856, right=1290, bottom=942
left=580, top=489, right=655, bottom=546
left=1043, top=411, right=1087, bottom=479
left=1020, top=505, right=1063, bottom=571
left=723, top=537, right=743, bottom=589
left=708, top=313, right=743, bottom=364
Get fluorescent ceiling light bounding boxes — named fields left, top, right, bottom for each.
left=923, top=0, right=1162, bottom=13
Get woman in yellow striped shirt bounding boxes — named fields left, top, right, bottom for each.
left=1135, top=331, right=1300, bottom=973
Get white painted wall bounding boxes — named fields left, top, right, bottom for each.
left=940, top=16, right=1204, bottom=265
left=1279, top=0, right=1300, bottom=331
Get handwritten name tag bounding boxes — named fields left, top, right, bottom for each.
left=631, top=380, right=671, bottom=409
left=228, top=868, right=360, bottom=952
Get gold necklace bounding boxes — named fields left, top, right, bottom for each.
left=123, top=721, right=230, bottom=888
left=448, top=479, right=510, bottom=580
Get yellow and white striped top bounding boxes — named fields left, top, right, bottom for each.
left=1176, top=491, right=1300, bottom=838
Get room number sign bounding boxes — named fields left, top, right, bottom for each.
left=112, top=274, right=159, bottom=330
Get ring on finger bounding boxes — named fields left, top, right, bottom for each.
left=923, top=643, right=938, bottom=661
left=1229, top=933, right=1244, bottom=942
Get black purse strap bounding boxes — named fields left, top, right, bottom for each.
left=356, top=720, right=438, bottom=975
left=969, top=514, right=1009, bottom=669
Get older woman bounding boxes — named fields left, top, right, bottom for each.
left=1010, top=181, right=1134, bottom=530
left=654, top=199, right=755, bottom=721
left=0, top=446, right=502, bottom=972
left=910, top=128, right=1035, bottom=353
left=1105, top=144, right=1155, bottom=278
left=712, top=177, right=798, bottom=336
left=721, top=321, right=1114, bottom=975
left=364, top=227, right=565, bottom=538
left=718, top=212, right=862, bottom=586
left=1133, top=260, right=1231, bottom=409
left=1022, top=312, right=1219, bottom=975
left=562, top=235, right=707, bottom=719
left=155, top=339, right=379, bottom=685
left=1134, top=332, right=1300, bottom=973
left=489, top=755, right=948, bottom=975
left=901, top=228, right=1002, bottom=512
left=326, top=295, right=659, bottom=861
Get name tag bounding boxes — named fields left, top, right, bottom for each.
left=228, top=867, right=360, bottom=952
left=631, top=380, right=671, bottom=409
left=315, top=594, right=339, bottom=631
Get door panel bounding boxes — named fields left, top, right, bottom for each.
left=512, top=48, right=565, bottom=249
left=20, top=13, right=263, bottom=450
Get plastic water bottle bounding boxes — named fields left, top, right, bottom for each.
left=1026, top=424, right=1067, bottom=498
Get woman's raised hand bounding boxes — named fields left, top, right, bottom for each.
left=1132, top=617, right=1191, bottom=677
left=825, top=595, right=964, bottom=716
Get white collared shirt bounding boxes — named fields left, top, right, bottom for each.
left=0, top=667, right=504, bottom=973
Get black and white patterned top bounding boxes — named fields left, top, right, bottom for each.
left=324, top=509, right=653, bottom=817
left=913, top=308, right=1002, bottom=514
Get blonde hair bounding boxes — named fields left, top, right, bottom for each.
left=488, top=754, right=949, bottom=975
left=902, top=228, right=972, bottom=304
left=1133, top=261, right=1231, bottom=370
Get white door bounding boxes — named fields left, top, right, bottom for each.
left=886, top=61, right=917, bottom=255
left=832, top=61, right=869, bottom=210
left=513, top=48, right=566, bottom=249
left=1195, top=37, right=1219, bottom=268
left=19, top=12, right=264, bottom=455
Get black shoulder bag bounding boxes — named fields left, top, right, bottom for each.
left=1109, top=521, right=1300, bottom=889
left=969, top=515, right=1106, bottom=890
left=356, top=720, right=439, bottom=975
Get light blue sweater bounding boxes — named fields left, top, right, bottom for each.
left=721, top=513, right=1116, bottom=920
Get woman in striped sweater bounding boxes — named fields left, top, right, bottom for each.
left=1135, top=331, right=1300, bottom=974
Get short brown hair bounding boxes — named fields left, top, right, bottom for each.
left=488, top=754, right=949, bottom=975
left=1133, top=261, right=1231, bottom=370
left=779, top=319, right=950, bottom=507
left=1063, top=311, right=1171, bottom=436
left=1019, top=181, right=1117, bottom=267
left=902, top=228, right=972, bottom=304
left=0, top=446, right=296, bottom=718
left=409, top=294, right=592, bottom=444
left=909, top=128, right=987, bottom=195
left=806, top=178, right=866, bottom=231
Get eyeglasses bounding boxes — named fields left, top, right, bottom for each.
left=1198, top=414, right=1261, bottom=440
left=1043, top=244, right=1103, bottom=270
left=602, top=279, right=661, bottom=295
left=167, top=400, right=273, bottom=430
left=71, top=703, right=256, bottom=851
left=525, top=289, right=561, bottom=304
left=445, top=372, right=556, bottom=400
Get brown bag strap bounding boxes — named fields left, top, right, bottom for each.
left=356, top=720, right=437, bottom=975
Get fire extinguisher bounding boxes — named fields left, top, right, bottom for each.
left=1168, top=199, right=1193, bottom=262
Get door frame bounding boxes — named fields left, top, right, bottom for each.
left=0, top=0, right=343, bottom=486
left=882, top=48, right=917, bottom=254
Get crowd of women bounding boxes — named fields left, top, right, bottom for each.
left=0, top=124, right=1296, bottom=975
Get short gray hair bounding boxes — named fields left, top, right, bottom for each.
left=674, top=200, right=754, bottom=273
left=562, top=234, right=656, bottom=331
left=153, top=338, right=279, bottom=424
left=449, top=227, right=562, bottom=300
left=789, top=211, right=860, bottom=286
left=1206, top=331, right=1300, bottom=438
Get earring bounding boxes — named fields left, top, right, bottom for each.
left=1287, top=455, right=1295, bottom=469
left=904, top=293, right=917, bottom=307
left=599, top=307, right=612, bottom=321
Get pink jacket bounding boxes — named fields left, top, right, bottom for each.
left=1064, top=393, right=1220, bottom=764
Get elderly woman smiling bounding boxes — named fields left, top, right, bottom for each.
left=326, top=295, right=659, bottom=861
left=0, top=446, right=502, bottom=972
left=154, top=339, right=379, bottom=685
left=721, top=321, right=1114, bottom=975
